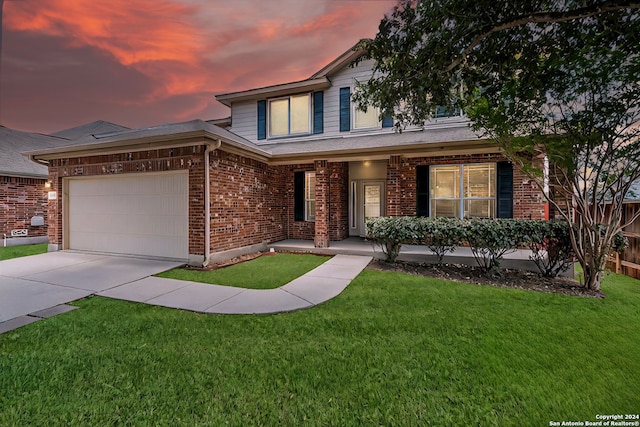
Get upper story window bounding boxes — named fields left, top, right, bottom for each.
left=434, top=105, right=462, bottom=118
left=269, top=94, right=311, bottom=138
left=353, top=105, right=380, bottom=130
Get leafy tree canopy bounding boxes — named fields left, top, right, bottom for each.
left=355, top=0, right=640, bottom=290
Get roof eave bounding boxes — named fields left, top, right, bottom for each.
left=215, top=77, right=331, bottom=106
left=0, top=170, right=49, bottom=179
left=24, top=129, right=269, bottom=162
left=309, top=45, right=368, bottom=79
left=268, top=139, right=501, bottom=165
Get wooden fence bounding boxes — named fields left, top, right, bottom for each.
left=606, top=202, right=640, bottom=279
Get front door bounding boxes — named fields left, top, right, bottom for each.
left=351, top=180, right=385, bottom=237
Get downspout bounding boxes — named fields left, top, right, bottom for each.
left=203, top=139, right=222, bottom=266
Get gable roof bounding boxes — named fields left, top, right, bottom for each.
left=215, top=40, right=368, bottom=107
left=0, top=126, right=70, bottom=178
left=51, top=120, right=130, bottom=140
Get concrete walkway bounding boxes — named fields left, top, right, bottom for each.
left=98, top=255, right=372, bottom=314
left=0, top=252, right=371, bottom=333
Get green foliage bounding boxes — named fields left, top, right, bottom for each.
left=613, top=230, right=629, bottom=254
left=366, top=216, right=421, bottom=262
left=519, top=220, right=575, bottom=277
left=357, top=0, right=640, bottom=290
left=463, top=219, right=523, bottom=275
left=367, top=217, right=580, bottom=276
left=418, top=216, right=465, bottom=264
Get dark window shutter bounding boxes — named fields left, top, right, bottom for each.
left=257, top=100, right=266, bottom=140
left=416, top=165, right=430, bottom=217
left=339, top=87, right=351, bottom=132
left=382, top=114, right=394, bottom=128
left=294, top=171, right=305, bottom=221
left=497, top=161, right=514, bottom=218
left=313, top=91, right=324, bottom=134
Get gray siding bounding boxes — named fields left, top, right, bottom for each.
left=228, top=59, right=469, bottom=145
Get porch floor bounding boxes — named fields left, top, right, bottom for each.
left=269, top=237, right=540, bottom=272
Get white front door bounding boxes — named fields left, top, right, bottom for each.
left=351, top=180, right=385, bottom=237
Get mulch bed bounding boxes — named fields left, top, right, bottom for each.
left=367, top=259, right=605, bottom=298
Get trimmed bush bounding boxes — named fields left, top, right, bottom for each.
left=418, top=217, right=465, bottom=264
left=367, top=216, right=622, bottom=278
left=520, top=220, right=575, bottom=278
left=366, top=216, right=421, bottom=262
left=463, top=218, right=522, bottom=275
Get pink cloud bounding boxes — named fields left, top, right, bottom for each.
left=2, top=0, right=397, bottom=133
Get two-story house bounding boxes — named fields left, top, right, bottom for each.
left=26, top=42, right=547, bottom=266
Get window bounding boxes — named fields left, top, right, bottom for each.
left=434, top=105, right=462, bottom=118
left=305, top=172, right=316, bottom=221
left=269, top=94, right=311, bottom=137
left=430, top=164, right=495, bottom=218
left=353, top=105, right=380, bottom=129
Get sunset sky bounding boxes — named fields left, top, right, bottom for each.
left=0, top=0, right=397, bottom=134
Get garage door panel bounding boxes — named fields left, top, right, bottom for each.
left=67, top=172, right=189, bottom=260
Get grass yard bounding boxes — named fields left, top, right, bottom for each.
left=156, top=253, right=330, bottom=289
left=1, top=265, right=639, bottom=425
left=0, top=243, right=47, bottom=261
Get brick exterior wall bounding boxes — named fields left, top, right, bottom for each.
left=209, top=150, right=287, bottom=253
left=389, top=153, right=546, bottom=220
left=0, top=176, right=49, bottom=238
left=42, top=146, right=545, bottom=259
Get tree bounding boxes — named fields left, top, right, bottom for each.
left=354, top=0, right=640, bottom=291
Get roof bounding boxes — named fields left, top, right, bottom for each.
left=0, top=126, right=70, bottom=178
left=25, top=119, right=271, bottom=163
left=51, top=120, right=130, bottom=140
left=26, top=117, right=495, bottom=166
left=215, top=40, right=367, bottom=107
left=266, top=124, right=492, bottom=164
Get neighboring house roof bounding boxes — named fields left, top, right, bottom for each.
left=215, top=40, right=367, bottom=107
left=25, top=120, right=271, bottom=163
left=625, top=180, right=640, bottom=201
left=51, top=120, right=130, bottom=140
left=0, top=126, right=69, bottom=178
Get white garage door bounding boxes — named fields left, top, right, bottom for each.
left=66, top=171, right=189, bottom=260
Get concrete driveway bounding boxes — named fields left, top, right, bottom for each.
left=0, top=251, right=184, bottom=324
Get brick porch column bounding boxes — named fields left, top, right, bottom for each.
left=387, top=155, right=402, bottom=217
left=314, top=160, right=330, bottom=248
left=47, top=168, right=63, bottom=251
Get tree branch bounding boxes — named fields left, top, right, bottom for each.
left=446, top=0, right=640, bottom=71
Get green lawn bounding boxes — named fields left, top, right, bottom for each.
left=0, top=243, right=47, bottom=260
left=156, top=253, right=330, bottom=289
left=1, top=266, right=638, bottom=425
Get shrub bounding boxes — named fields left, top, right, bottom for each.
left=366, top=217, right=421, bottom=262
left=418, top=217, right=465, bottom=264
left=520, top=220, right=575, bottom=278
left=463, top=218, right=521, bottom=275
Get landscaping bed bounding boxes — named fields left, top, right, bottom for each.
left=368, top=259, right=604, bottom=298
